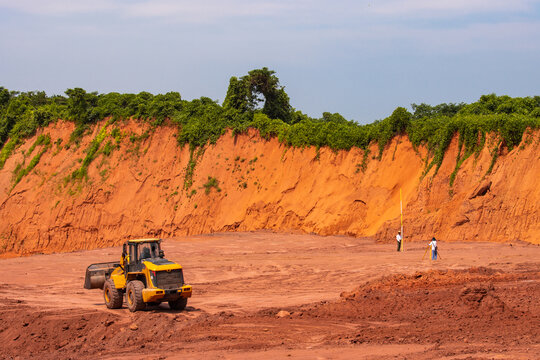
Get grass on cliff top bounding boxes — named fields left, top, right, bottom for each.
left=1, top=72, right=539, bottom=184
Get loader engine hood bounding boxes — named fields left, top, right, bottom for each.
left=143, top=258, right=182, bottom=271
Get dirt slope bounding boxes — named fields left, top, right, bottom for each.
left=0, top=120, right=538, bottom=255
left=376, top=131, right=540, bottom=244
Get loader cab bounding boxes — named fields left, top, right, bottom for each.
left=123, top=238, right=163, bottom=272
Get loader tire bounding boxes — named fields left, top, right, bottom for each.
left=103, top=279, right=123, bottom=309
left=168, top=297, right=187, bottom=311
left=126, top=280, right=146, bottom=312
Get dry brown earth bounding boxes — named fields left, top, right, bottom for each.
left=1, top=232, right=539, bottom=359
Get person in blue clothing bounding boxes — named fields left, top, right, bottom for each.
left=428, top=237, right=438, bottom=260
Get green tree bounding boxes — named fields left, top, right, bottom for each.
left=388, top=107, right=411, bottom=134
left=65, top=88, right=98, bottom=124
left=0, top=87, right=11, bottom=109
left=262, top=86, right=292, bottom=123
left=223, top=67, right=293, bottom=123
left=412, top=102, right=464, bottom=119
left=223, top=77, right=250, bottom=112
left=320, top=112, right=348, bottom=124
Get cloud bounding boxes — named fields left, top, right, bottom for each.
left=1, top=0, right=538, bottom=23
left=123, top=0, right=292, bottom=20
left=0, top=0, right=118, bottom=15
left=368, top=0, right=538, bottom=16
left=1, top=0, right=538, bottom=54
left=392, top=21, right=540, bottom=52
left=0, top=0, right=297, bottom=21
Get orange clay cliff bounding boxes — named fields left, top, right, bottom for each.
left=0, top=119, right=538, bottom=256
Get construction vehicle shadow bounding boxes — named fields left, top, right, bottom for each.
left=143, top=304, right=201, bottom=313
left=91, top=303, right=201, bottom=312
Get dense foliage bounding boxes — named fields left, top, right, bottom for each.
left=1, top=72, right=539, bottom=182
left=223, top=67, right=293, bottom=123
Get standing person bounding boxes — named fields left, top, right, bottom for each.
left=428, top=237, right=438, bottom=260
left=396, top=231, right=402, bottom=252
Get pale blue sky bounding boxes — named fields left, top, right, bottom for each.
left=1, top=0, right=539, bottom=123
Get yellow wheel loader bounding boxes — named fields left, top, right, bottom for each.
left=84, top=238, right=192, bottom=312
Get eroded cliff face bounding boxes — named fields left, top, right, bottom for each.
left=0, top=120, right=538, bottom=256
left=375, top=132, right=540, bottom=245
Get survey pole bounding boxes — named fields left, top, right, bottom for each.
left=400, top=188, right=404, bottom=251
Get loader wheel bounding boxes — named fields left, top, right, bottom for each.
left=103, top=279, right=123, bottom=309
left=168, top=297, right=187, bottom=311
left=126, top=280, right=146, bottom=312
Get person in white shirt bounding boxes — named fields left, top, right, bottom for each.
left=428, top=237, right=438, bottom=260
left=396, top=231, right=402, bottom=252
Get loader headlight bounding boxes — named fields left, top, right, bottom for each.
left=149, top=270, right=157, bottom=285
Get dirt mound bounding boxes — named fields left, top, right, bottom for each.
left=341, top=266, right=512, bottom=294
left=0, top=302, right=197, bottom=359
left=304, top=267, right=532, bottom=320
left=1, top=234, right=539, bottom=359
left=294, top=267, right=539, bottom=347
left=1, top=266, right=538, bottom=359
left=0, top=120, right=539, bottom=256
left=459, top=283, right=507, bottom=314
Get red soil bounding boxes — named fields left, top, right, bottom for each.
left=1, top=121, right=538, bottom=359
left=0, top=232, right=538, bottom=359
left=0, top=120, right=538, bottom=256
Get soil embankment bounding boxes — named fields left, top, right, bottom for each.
left=0, top=120, right=538, bottom=255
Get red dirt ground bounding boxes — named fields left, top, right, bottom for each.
left=1, top=232, right=539, bottom=359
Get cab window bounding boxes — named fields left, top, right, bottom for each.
left=138, top=242, right=160, bottom=260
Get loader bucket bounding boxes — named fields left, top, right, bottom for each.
left=84, top=262, right=120, bottom=289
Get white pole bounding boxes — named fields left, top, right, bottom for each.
left=400, top=188, right=404, bottom=252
